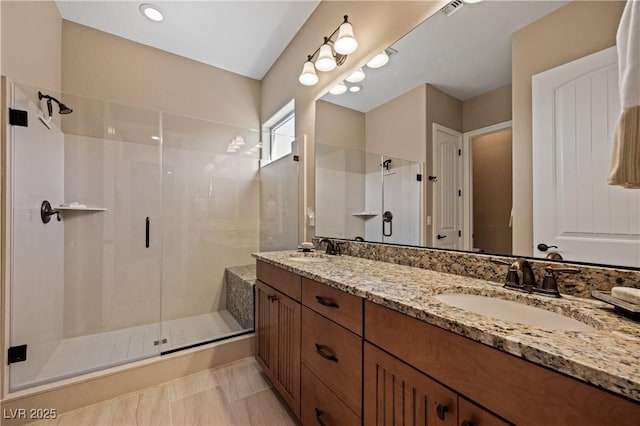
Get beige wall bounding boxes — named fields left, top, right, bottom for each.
left=316, top=100, right=365, bottom=151
left=472, top=129, right=513, bottom=255
left=512, top=0, right=624, bottom=256
left=366, top=85, right=426, bottom=160
left=462, top=84, right=512, bottom=133
left=1, top=1, right=61, bottom=91
left=62, top=21, right=260, bottom=128
left=261, top=1, right=448, bottom=240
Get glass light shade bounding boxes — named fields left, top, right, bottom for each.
left=329, top=82, right=347, bottom=95
left=366, top=51, right=389, bottom=69
left=349, top=85, right=361, bottom=93
left=315, top=43, right=337, bottom=72
left=298, top=60, right=319, bottom=86
left=346, top=68, right=365, bottom=83
left=463, top=0, right=483, bottom=3
left=334, top=22, right=358, bottom=55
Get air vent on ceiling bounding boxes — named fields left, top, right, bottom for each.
left=441, top=0, right=464, bottom=17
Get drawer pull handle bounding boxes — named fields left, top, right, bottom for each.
left=315, top=296, right=339, bottom=308
left=267, top=294, right=278, bottom=302
left=315, top=408, right=330, bottom=426
left=461, top=421, right=473, bottom=426
left=436, top=403, right=448, bottom=421
left=315, top=343, right=339, bottom=362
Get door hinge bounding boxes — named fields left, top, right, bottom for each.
left=458, top=149, right=462, bottom=156
left=8, top=344, right=27, bottom=364
left=458, top=230, right=462, bottom=237
left=9, top=109, right=28, bottom=127
left=293, top=155, right=299, bottom=162
left=458, top=189, right=462, bottom=196
left=416, top=174, right=422, bottom=182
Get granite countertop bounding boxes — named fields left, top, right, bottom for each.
left=253, top=250, right=640, bottom=402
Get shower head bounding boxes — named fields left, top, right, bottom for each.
left=38, top=91, right=73, bottom=116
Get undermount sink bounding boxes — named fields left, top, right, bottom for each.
left=435, top=294, right=594, bottom=332
left=288, top=253, right=330, bottom=263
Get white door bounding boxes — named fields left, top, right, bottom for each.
left=432, top=124, right=462, bottom=249
left=533, top=46, right=640, bottom=267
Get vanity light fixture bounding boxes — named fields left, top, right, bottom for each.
left=298, top=15, right=358, bottom=86
left=346, top=68, right=365, bottom=83
left=139, top=3, right=164, bottom=22
left=329, top=82, right=348, bottom=95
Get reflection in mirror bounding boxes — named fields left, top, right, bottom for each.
left=315, top=144, right=421, bottom=246
left=315, top=1, right=639, bottom=268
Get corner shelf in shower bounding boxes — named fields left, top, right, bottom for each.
left=57, top=205, right=107, bottom=211
left=352, top=212, right=378, bottom=218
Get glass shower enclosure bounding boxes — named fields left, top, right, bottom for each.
left=315, top=143, right=422, bottom=245
left=5, top=82, right=268, bottom=391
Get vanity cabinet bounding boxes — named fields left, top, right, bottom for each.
left=255, top=262, right=302, bottom=418
left=365, top=300, right=640, bottom=426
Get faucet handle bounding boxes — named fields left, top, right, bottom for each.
left=535, top=267, right=580, bottom=298
left=491, top=258, right=522, bottom=290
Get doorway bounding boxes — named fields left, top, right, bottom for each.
left=463, top=121, right=513, bottom=254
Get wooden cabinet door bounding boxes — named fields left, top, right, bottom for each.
left=273, top=290, right=301, bottom=418
left=364, top=343, right=457, bottom=426
left=458, top=398, right=511, bottom=426
left=255, top=280, right=276, bottom=379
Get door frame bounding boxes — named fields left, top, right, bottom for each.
left=461, top=120, right=512, bottom=251
left=431, top=123, right=463, bottom=249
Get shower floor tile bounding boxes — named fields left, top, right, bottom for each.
left=30, top=310, right=246, bottom=389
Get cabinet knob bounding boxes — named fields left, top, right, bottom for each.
left=267, top=294, right=278, bottom=303
left=436, top=403, right=449, bottom=421
left=315, top=295, right=339, bottom=308
left=315, top=408, right=330, bottom=426
left=461, top=421, right=473, bottom=426
left=315, top=343, right=339, bottom=362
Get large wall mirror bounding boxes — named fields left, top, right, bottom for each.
left=315, top=0, right=640, bottom=268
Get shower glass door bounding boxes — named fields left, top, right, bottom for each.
left=7, top=83, right=163, bottom=391
left=381, top=155, right=422, bottom=245
left=158, top=113, right=260, bottom=353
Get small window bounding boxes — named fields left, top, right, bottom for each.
left=270, top=112, right=295, bottom=162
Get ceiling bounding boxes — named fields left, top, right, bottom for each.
left=55, top=0, right=320, bottom=80
left=321, top=0, right=569, bottom=113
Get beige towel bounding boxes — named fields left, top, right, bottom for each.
left=608, top=0, right=640, bottom=188
left=609, top=106, right=640, bottom=188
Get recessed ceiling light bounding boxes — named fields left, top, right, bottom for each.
left=349, top=86, right=361, bottom=93
left=139, top=3, right=164, bottom=22
left=151, top=136, right=160, bottom=141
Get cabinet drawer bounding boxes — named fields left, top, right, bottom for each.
left=458, top=398, right=511, bottom=426
left=256, top=261, right=301, bottom=301
left=301, top=306, right=362, bottom=414
left=302, top=277, right=363, bottom=335
left=301, top=365, right=360, bottom=426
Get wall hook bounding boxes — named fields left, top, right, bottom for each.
left=41, top=200, right=61, bottom=223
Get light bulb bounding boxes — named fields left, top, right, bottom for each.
left=366, top=51, right=389, bottom=69
left=329, top=82, right=347, bottom=95
left=298, top=60, right=319, bottom=86
left=334, top=21, right=358, bottom=55
left=349, top=86, right=361, bottom=93
left=346, top=68, right=365, bottom=83
left=315, top=43, right=337, bottom=72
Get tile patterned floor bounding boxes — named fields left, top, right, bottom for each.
left=27, top=357, right=299, bottom=426
left=27, top=311, right=247, bottom=390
